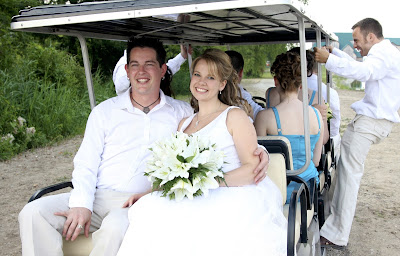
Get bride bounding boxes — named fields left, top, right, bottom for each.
left=117, top=49, right=287, bottom=256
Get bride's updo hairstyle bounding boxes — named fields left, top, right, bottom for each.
left=190, top=49, right=252, bottom=117
left=270, top=52, right=302, bottom=93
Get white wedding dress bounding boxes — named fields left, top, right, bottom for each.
left=117, top=107, right=287, bottom=256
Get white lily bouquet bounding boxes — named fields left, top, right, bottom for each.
left=145, top=132, right=226, bottom=201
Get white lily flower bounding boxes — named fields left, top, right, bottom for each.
left=197, top=135, right=211, bottom=151
left=168, top=160, right=191, bottom=180
left=191, top=149, right=211, bottom=167
left=151, top=166, right=172, bottom=185
left=202, top=150, right=225, bottom=171
left=180, top=137, right=199, bottom=161
left=170, top=179, right=195, bottom=201
left=192, top=173, right=220, bottom=197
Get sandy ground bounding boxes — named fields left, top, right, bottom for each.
left=1, top=79, right=399, bottom=255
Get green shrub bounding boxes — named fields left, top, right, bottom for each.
left=171, top=65, right=191, bottom=96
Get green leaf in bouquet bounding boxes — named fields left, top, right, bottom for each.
left=193, top=189, right=203, bottom=197
left=189, top=166, right=208, bottom=177
left=152, top=178, right=162, bottom=191
left=215, top=174, right=228, bottom=187
left=162, top=179, right=177, bottom=192
left=199, top=147, right=209, bottom=153
left=185, top=155, right=195, bottom=163
left=176, top=155, right=185, bottom=163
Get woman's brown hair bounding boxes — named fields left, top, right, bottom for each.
left=190, top=49, right=252, bottom=118
left=270, top=51, right=302, bottom=93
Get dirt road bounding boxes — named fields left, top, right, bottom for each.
left=1, top=80, right=399, bottom=255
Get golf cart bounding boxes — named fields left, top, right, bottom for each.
left=11, top=0, right=338, bottom=255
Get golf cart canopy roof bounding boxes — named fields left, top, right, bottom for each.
left=11, top=0, right=337, bottom=45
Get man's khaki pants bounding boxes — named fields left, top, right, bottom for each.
left=19, top=189, right=132, bottom=256
left=320, top=115, right=393, bottom=246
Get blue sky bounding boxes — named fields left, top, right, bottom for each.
left=306, top=0, right=400, bottom=38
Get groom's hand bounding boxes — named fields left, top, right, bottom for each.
left=54, top=207, right=91, bottom=242
left=122, top=194, right=142, bottom=208
left=253, top=148, right=269, bottom=184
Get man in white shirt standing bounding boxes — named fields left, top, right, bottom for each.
left=314, top=18, right=400, bottom=248
left=18, top=37, right=270, bottom=256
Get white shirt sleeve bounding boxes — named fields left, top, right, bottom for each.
left=326, top=47, right=389, bottom=82
left=113, top=50, right=130, bottom=96
left=69, top=107, right=105, bottom=211
left=167, top=53, right=187, bottom=75
left=331, top=47, right=355, bottom=61
left=240, top=85, right=264, bottom=119
left=113, top=51, right=187, bottom=96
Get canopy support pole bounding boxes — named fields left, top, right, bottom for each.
left=77, top=34, right=96, bottom=109
left=316, top=30, right=323, bottom=105
left=292, top=14, right=311, bottom=176
left=325, top=37, right=331, bottom=105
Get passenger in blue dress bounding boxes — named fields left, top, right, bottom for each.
left=264, top=49, right=329, bottom=145
left=255, top=51, right=324, bottom=202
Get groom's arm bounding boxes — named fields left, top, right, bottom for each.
left=253, top=146, right=270, bottom=184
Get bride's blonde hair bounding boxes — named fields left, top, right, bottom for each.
left=190, top=49, right=252, bottom=118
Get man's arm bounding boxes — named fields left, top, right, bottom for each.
left=314, top=46, right=355, bottom=64
left=54, top=106, right=106, bottom=241
left=166, top=53, right=186, bottom=75
left=167, top=45, right=192, bottom=74
left=330, top=47, right=356, bottom=61
left=113, top=50, right=130, bottom=96
left=253, top=147, right=270, bottom=184
left=315, top=47, right=388, bottom=82
left=239, top=85, right=264, bottom=119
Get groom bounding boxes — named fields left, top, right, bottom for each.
left=18, top=37, right=270, bottom=256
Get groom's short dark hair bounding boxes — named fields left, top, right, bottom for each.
left=126, top=37, right=166, bottom=67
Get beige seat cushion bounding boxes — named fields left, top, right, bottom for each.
left=258, top=135, right=294, bottom=170
left=266, top=153, right=287, bottom=205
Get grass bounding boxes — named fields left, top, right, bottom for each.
left=0, top=62, right=116, bottom=160
left=261, top=68, right=273, bottom=79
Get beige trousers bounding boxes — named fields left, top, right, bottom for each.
left=320, top=114, right=393, bottom=246
left=19, top=189, right=133, bottom=256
